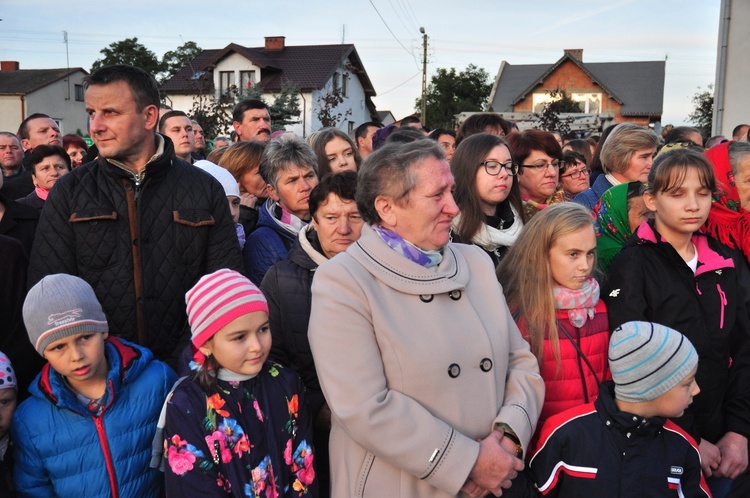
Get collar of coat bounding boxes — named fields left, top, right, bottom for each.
left=345, top=224, right=470, bottom=295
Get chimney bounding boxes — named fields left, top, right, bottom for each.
left=264, top=36, right=286, bottom=51
left=564, top=49, right=583, bottom=61
left=0, top=61, right=19, bottom=71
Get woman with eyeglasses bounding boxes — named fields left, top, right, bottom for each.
left=506, top=129, right=566, bottom=219
left=559, top=151, right=591, bottom=200
left=450, top=133, right=525, bottom=266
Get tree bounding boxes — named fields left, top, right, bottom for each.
left=532, top=89, right=582, bottom=136
left=687, top=84, right=713, bottom=138
left=189, top=73, right=236, bottom=139
left=268, top=81, right=302, bottom=128
left=415, top=64, right=492, bottom=129
left=91, top=37, right=163, bottom=75
left=161, top=41, right=202, bottom=83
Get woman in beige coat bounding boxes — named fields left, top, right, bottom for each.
left=308, top=140, right=545, bottom=498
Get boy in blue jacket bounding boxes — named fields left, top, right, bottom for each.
left=529, top=321, right=711, bottom=498
left=12, top=274, right=177, bottom=497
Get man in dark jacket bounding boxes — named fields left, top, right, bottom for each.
left=28, top=64, right=243, bottom=367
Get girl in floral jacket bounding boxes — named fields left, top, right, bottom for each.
left=163, top=269, right=317, bottom=497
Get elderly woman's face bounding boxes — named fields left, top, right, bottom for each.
left=736, top=155, right=750, bottom=211
left=381, top=157, right=458, bottom=250
left=621, top=147, right=657, bottom=183
left=518, top=150, right=559, bottom=203
left=267, top=164, right=319, bottom=220
left=313, top=193, right=364, bottom=258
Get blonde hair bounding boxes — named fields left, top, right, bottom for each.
left=600, top=123, right=660, bottom=174
left=497, top=203, right=595, bottom=365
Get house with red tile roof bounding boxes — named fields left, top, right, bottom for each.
left=161, top=37, right=378, bottom=137
left=489, top=49, right=665, bottom=128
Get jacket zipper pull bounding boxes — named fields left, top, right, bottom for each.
left=133, top=174, right=142, bottom=202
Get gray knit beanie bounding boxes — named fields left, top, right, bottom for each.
left=23, top=274, right=109, bottom=355
left=609, top=321, right=698, bottom=403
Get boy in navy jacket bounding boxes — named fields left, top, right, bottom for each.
left=530, top=321, right=711, bottom=497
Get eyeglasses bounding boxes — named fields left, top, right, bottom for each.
left=480, top=160, right=519, bottom=176
left=520, top=161, right=562, bottom=172
left=561, top=168, right=592, bottom=179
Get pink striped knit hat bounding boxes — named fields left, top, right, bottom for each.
left=186, top=269, right=269, bottom=362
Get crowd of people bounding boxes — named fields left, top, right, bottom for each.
left=1, top=62, right=750, bottom=497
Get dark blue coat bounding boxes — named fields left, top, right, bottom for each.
left=243, top=200, right=299, bottom=285
left=12, top=337, right=176, bottom=498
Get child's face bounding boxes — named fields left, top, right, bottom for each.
left=548, top=225, right=597, bottom=290
left=0, top=389, right=17, bottom=439
left=199, top=311, right=271, bottom=376
left=228, top=196, right=240, bottom=223
left=650, top=365, right=700, bottom=418
left=43, top=332, right=109, bottom=388
left=644, top=167, right=712, bottom=240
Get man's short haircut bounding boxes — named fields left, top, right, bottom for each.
left=158, top=110, right=190, bottom=133
left=308, top=170, right=358, bottom=219
left=386, top=128, right=427, bottom=145
left=732, top=124, right=750, bottom=140
left=18, top=113, right=52, bottom=140
left=0, top=131, right=22, bottom=146
left=29, top=145, right=72, bottom=174
left=232, top=99, right=270, bottom=123
left=354, top=121, right=383, bottom=141
left=83, top=64, right=160, bottom=111
left=399, top=115, right=422, bottom=128
left=259, top=134, right=318, bottom=190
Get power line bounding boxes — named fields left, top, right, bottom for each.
left=367, top=0, right=419, bottom=69
left=378, top=71, right=421, bottom=96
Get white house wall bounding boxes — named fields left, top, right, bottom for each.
left=214, top=54, right=262, bottom=99
left=714, top=0, right=750, bottom=136
left=26, top=71, right=88, bottom=136
left=0, top=96, right=23, bottom=133
left=309, top=61, right=369, bottom=134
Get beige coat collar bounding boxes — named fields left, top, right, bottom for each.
left=345, top=224, right=469, bottom=295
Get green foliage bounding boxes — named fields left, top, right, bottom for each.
left=415, top=64, right=492, bottom=129
left=687, top=84, right=713, bottom=138
left=91, top=37, right=163, bottom=75
left=532, top=89, right=581, bottom=135
left=268, top=80, right=302, bottom=128
left=161, top=41, right=202, bottom=83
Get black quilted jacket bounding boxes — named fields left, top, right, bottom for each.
left=28, top=135, right=243, bottom=364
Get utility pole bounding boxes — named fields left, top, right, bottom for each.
left=63, top=31, right=71, bottom=101
left=420, top=27, right=427, bottom=126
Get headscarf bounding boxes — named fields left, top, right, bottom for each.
left=704, top=141, right=750, bottom=261
left=594, top=182, right=637, bottom=275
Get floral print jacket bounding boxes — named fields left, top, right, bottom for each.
left=164, top=362, right=317, bottom=497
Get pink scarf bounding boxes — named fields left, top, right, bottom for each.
left=35, top=186, right=49, bottom=201
left=552, top=277, right=600, bottom=328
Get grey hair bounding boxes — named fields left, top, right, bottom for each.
left=356, top=140, right=446, bottom=224
left=0, top=131, right=22, bottom=146
left=600, top=123, right=660, bottom=174
left=728, top=141, right=750, bottom=175
left=259, top=134, right=318, bottom=189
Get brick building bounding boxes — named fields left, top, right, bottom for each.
left=489, top=49, right=665, bottom=127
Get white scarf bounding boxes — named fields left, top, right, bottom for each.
left=452, top=204, right=523, bottom=251
left=298, top=225, right=328, bottom=266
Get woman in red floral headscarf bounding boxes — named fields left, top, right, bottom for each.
left=704, top=141, right=750, bottom=262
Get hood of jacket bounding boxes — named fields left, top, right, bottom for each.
left=30, top=336, right=154, bottom=415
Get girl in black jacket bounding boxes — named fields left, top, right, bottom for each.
left=603, top=148, right=750, bottom=498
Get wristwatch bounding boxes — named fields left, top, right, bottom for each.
left=496, top=423, right=523, bottom=459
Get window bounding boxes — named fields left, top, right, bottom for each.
left=74, top=84, right=84, bottom=102
left=239, top=71, right=256, bottom=93
left=532, top=92, right=602, bottom=114
left=341, top=73, right=348, bottom=97
left=348, top=121, right=355, bottom=134
left=219, top=71, right=235, bottom=96
left=332, top=72, right=340, bottom=91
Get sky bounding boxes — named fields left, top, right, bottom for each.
left=0, top=0, right=720, bottom=127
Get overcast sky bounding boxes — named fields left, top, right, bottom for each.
left=0, top=0, right=720, bottom=127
